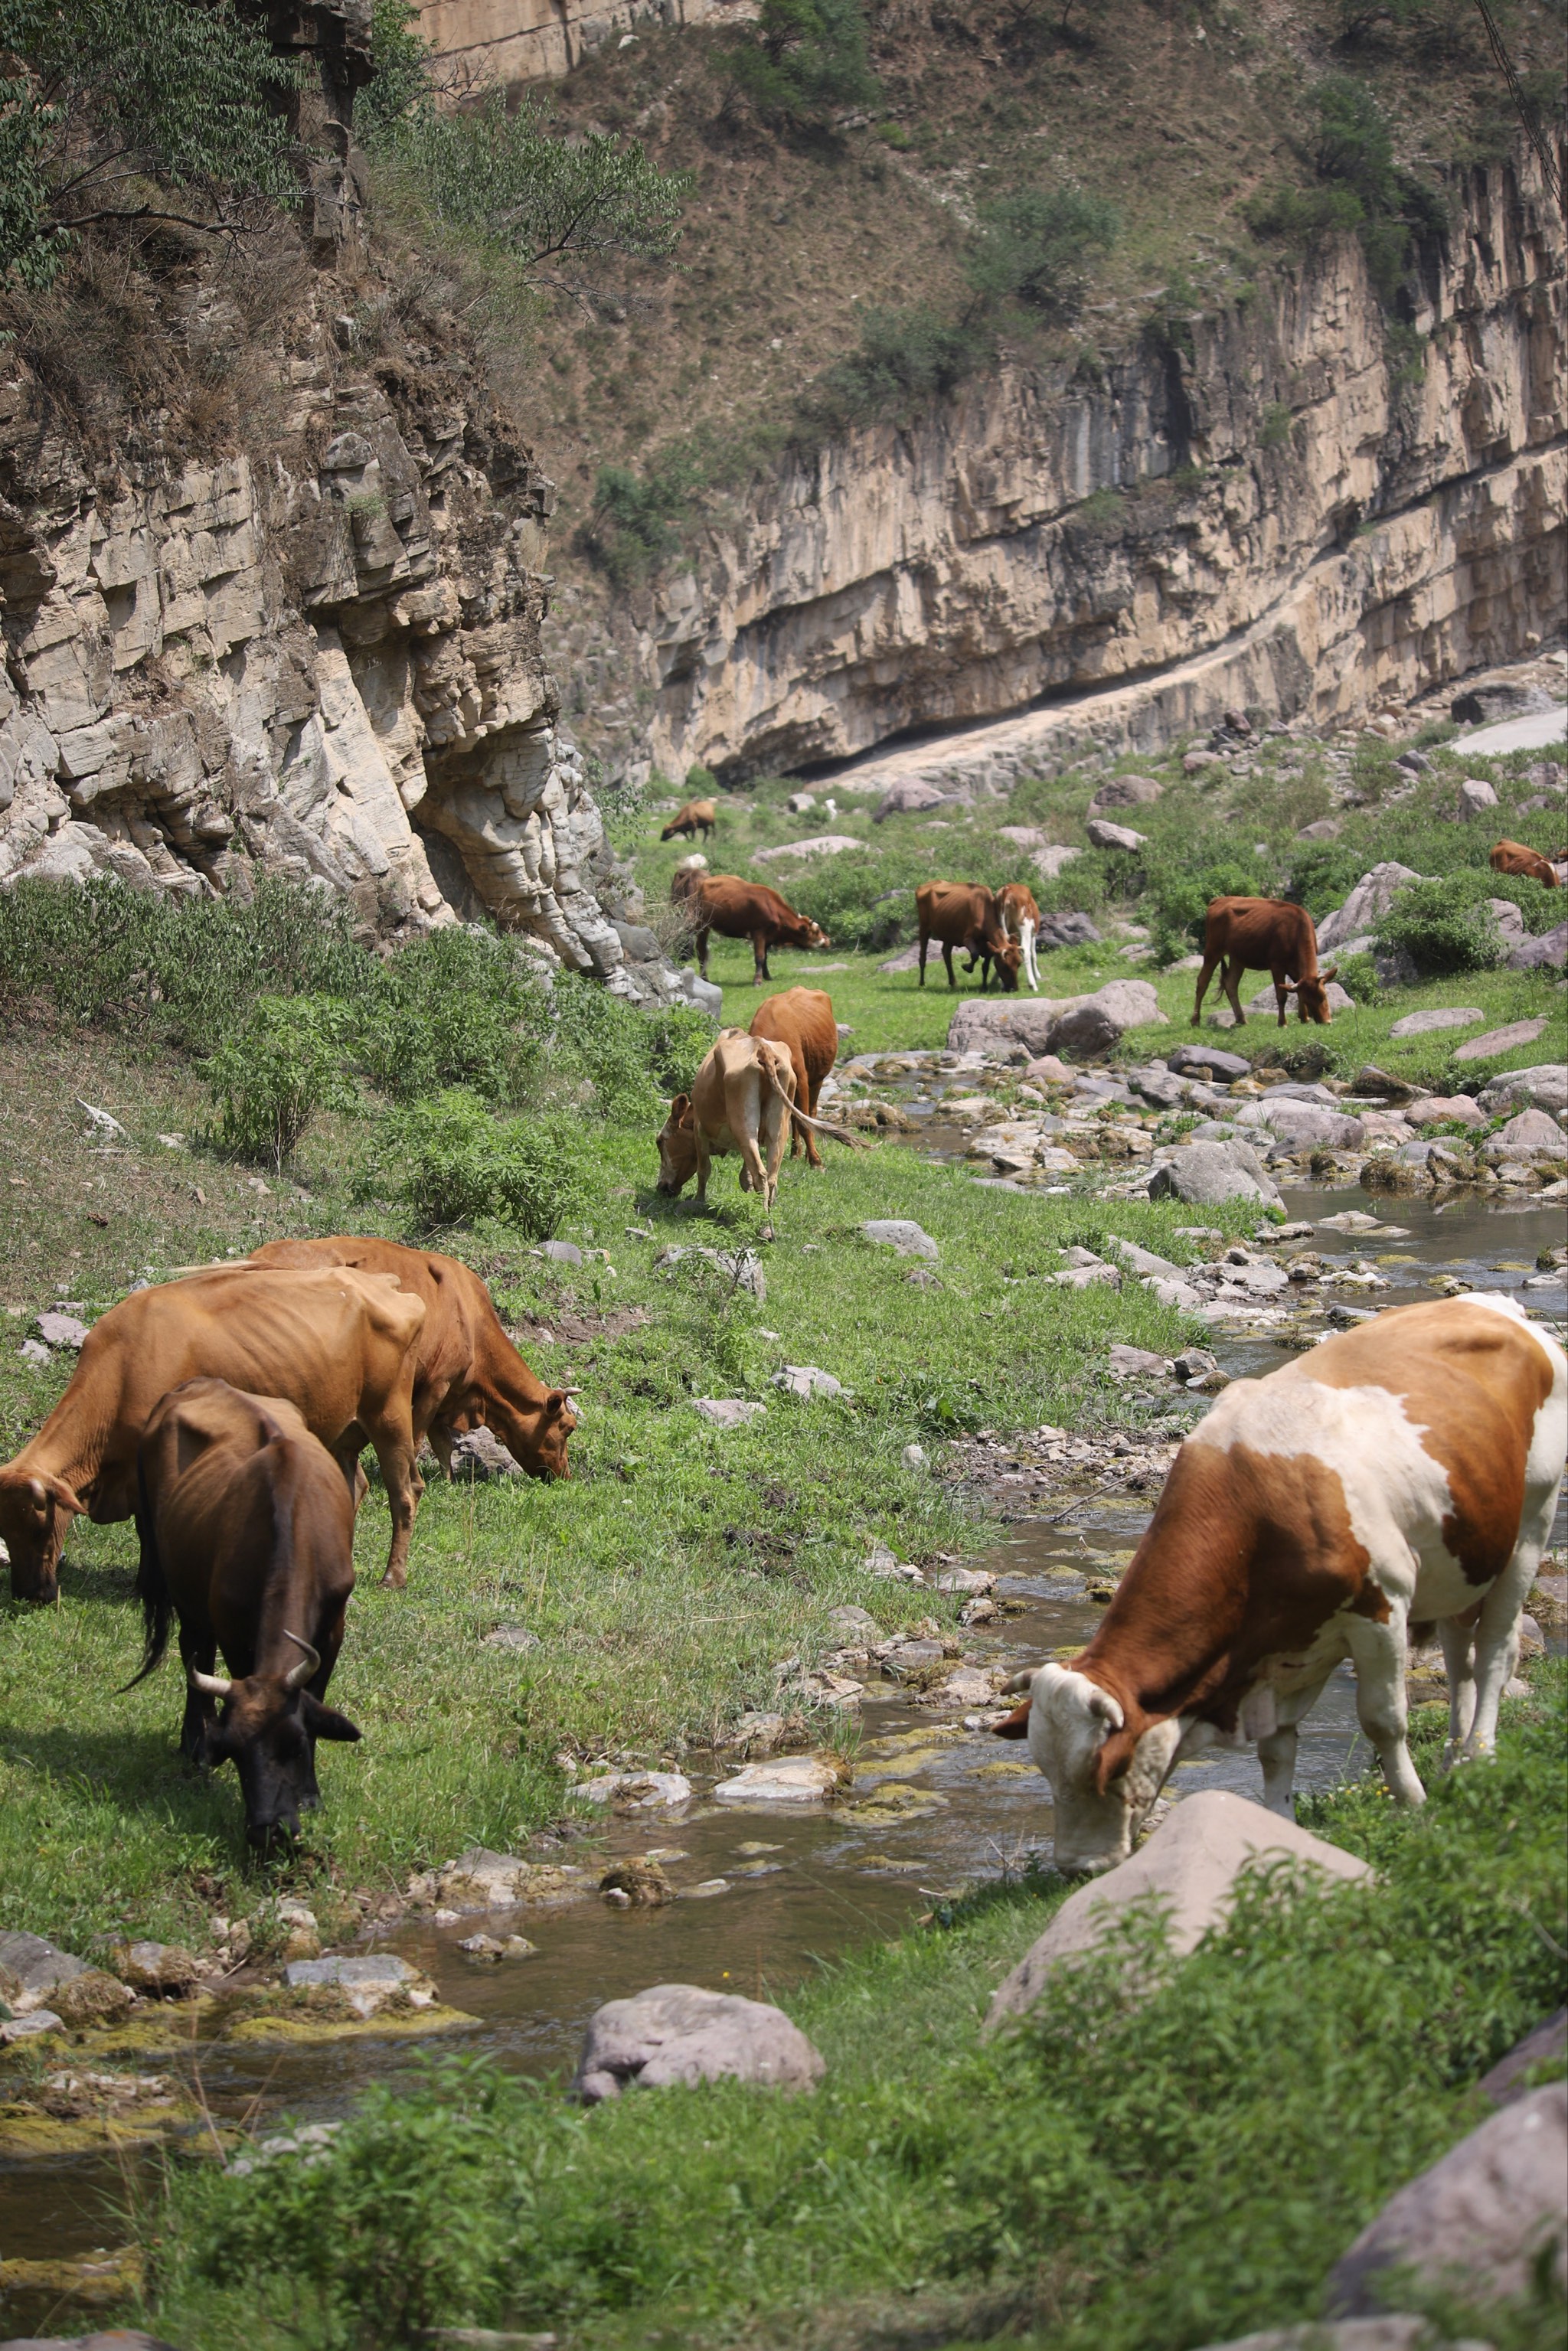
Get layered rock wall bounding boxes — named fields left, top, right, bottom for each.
left=630, top=141, right=1564, bottom=785
left=413, top=0, right=747, bottom=88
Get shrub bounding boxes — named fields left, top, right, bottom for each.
left=362, top=1089, right=584, bottom=1236
left=1258, top=400, right=1293, bottom=450
left=586, top=438, right=710, bottom=584
left=684, top=762, right=718, bottom=795
left=1246, top=75, right=1446, bottom=307
left=360, top=929, right=547, bottom=1107
left=963, top=184, right=1119, bottom=319
left=717, top=0, right=881, bottom=128
left=1377, top=873, right=1505, bottom=975
left=548, top=970, right=711, bottom=1117
left=799, top=304, right=986, bottom=429
left=204, top=994, right=358, bottom=1173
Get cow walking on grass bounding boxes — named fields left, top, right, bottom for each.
left=993, top=1297, right=1566, bottom=1873
left=129, top=1379, right=362, bottom=1851
left=682, top=874, right=831, bottom=984
left=916, top=882, right=1021, bottom=991
left=662, top=798, right=717, bottom=843
left=1191, top=894, right=1338, bottom=1027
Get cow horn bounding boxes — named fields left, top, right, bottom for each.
left=1319, top=963, right=1338, bottom=982
left=282, top=1630, right=320, bottom=1692
left=190, top=1668, right=233, bottom=1699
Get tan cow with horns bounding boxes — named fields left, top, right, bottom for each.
left=993, top=1296, right=1566, bottom=1873
left=655, top=1028, right=867, bottom=1238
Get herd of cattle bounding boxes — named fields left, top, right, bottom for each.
left=0, top=815, right=1559, bottom=1864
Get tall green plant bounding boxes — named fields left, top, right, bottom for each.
left=360, top=1089, right=585, bottom=1236
left=717, top=0, right=881, bottom=127
left=964, top=184, right=1119, bottom=319
left=205, top=994, right=358, bottom=1174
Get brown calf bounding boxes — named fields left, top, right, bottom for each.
left=1490, top=838, right=1560, bottom=890
left=750, top=987, right=840, bottom=1168
left=662, top=798, right=717, bottom=843
left=1192, top=894, right=1338, bottom=1027
left=916, top=881, right=1021, bottom=992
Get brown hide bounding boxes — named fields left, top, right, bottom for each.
left=250, top=1238, right=574, bottom=1484
left=1192, top=894, right=1337, bottom=1027
left=914, top=881, right=1021, bottom=991
left=662, top=798, right=717, bottom=841
left=655, top=1029, right=799, bottom=1234
left=750, top=988, right=838, bottom=1167
left=0, top=1265, right=424, bottom=1602
left=686, top=874, right=831, bottom=981
left=1490, top=838, right=1560, bottom=889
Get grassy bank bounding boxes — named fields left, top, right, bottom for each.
left=139, top=1667, right=1568, bottom=2351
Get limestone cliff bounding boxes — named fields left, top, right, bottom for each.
left=619, top=140, right=1563, bottom=789
left=413, top=0, right=746, bottom=90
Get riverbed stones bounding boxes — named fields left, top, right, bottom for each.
left=1147, top=1140, right=1282, bottom=1208
left=1328, top=2082, right=1566, bottom=2317
left=1388, top=1005, right=1485, bottom=1037
left=430, top=1850, right=587, bottom=1912
left=1168, top=1043, right=1250, bottom=1081
left=107, top=1943, right=200, bottom=1998
left=1405, top=1095, right=1485, bottom=1127
left=1453, top=1016, right=1548, bottom=1063
left=1485, top=1107, right=1565, bottom=1162
left=713, top=1756, right=840, bottom=1804
left=573, top=1769, right=693, bottom=1811
left=986, top=1792, right=1373, bottom=2029
left=862, top=1219, right=939, bottom=1259
left=1108, top=1344, right=1170, bottom=1380
left=572, top=1983, right=825, bottom=2104
left=283, top=1955, right=426, bottom=2020
left=1479, top=1063, right=1568, bottom=1116
left=0, top=1932, right=99, bottom=2015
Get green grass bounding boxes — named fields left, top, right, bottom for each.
left=140, top=1667, right=1568, bottom=2351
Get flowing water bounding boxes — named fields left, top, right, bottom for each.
left=3, top=1174, right=1563, bottom=2300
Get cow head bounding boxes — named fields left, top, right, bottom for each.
left=1285, top=966, right=1336, bottom=1024
left=790, top=915, right=831, bottom=952
left=0, top=1469, right=87, bottom=1604
left=191, top=1634, right=360, bottom=1850
left=1018, top=1663, right=1183, bottom=1873
left=994, top=941, right=1023, bottom=993
left=655, top=1094, right=699, bottom=1195
left=531, top=1389, right=577, bottom=1479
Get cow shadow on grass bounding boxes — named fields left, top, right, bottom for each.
left=0, top=1715, right=252, bottom=1840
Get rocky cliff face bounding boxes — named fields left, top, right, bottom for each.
left=413, top=0, right=743, bottom=90
left=624, top=141, right=1563, bottom=788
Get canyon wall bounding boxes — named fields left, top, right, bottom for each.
left=622, top=139, right=1564, bottom=788
left=413, top=0, right=749, bottom=88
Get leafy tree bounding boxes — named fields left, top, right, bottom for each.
left=1246, top=74, right=1446, bottom=306
left=355, top=0, right=431, bottom=147
left=0, top=0, right=300, bottom=289
left=205, top=994, right=358, bottom=1174
left=800, top=302, right=985, bottom=429
left=717, top=0, right=881, bottom=129
left=964, top=184, right=1119, bottom=319
left=361, top=1089, right=585, bottom=1236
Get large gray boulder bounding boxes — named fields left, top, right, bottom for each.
left=1257, top=1100, right=1366, bottom=1150
left=1316, top=861, right=1425, bottom=953
left=572, top=1983, right=825, bottom=2103
left=1509, top=919, right=1568, bottom=971
left=948, top=994, right=1086, bottom=1056
left=1478, top=1063, right=1568, bottom=1117
left=1037, top=910, right=1101, bottom=949
left=1089, top=772, right=1162, bottom=812
left=1484, top=1107, right=1565, bottom=1163
left=1328, top=2082, right=1567, bottom=2317
left=987, top=1791, right=1370, bottom=2030
left=874, top=779, right=948, bottom=821
left=1387, top=1006, right=1485, bottom=1037
left=0, top=1930, right=93, bottom=2013
left=1168, top=1042, right=1250, bottom=1081
left=1147, top=1139, right=1282, bottom=1207
left=862, top=1219, right=939, bottom=1260
left=1086, top=816, right=1147, bottom=852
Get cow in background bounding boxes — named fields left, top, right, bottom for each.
left=130, top=1380, right=363, bottom=1850
left=1490, top=838, right=1560, bottom=890
left=684, top=874, right=831, bottom=983
left=1191, top=894, right=1338, bottom=1027
left=662, top=798, right=717, bottom=843
left=750, top=987, right=839, bottom=1167
left=993, top=1298, right=1566, bottom=1872
left=916, top=881, right=1021, bottom=991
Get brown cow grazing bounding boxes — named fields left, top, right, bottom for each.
left=662, top=798, right=717, bottom=843
left=1490, top=838, right=1560, bottom=890
left=1192, top=894, right=1338, bottom=1027
left=686, top=874, right=831, bottom=984
left=750, top=988, right=838, bottom=1167
left=916, top=881, right=1021, bottom=992
left=0, top=1265, right=425, bottom=1605
left=655, top=1029, right=865, bottom=1236
left=130, top=1380, right=362, bottom=1850
left=992, top=1297, right=1565, bottom=1873
left=249, top=1238, right=575, bottom=1484
left=972, top=881, right=1041, bottom=992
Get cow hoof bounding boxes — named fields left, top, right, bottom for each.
left=379, top=1569, right=409, bottom=1591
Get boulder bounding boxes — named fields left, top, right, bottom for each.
left=1147, top=1140, right=1282, bottom=1208
left=678, top=968, right=724, bottom=1017
left=1452, top=1017, right=1548, bottom=1063
left=861, top=1219, right=938, bottom=1260
left=1316, top=861, right=1424, bottom=954
left=283, top=1955, right=424, bottom=2019
left=1480, top=2007, right=1568, bottom=2108
left=1478, top=1063, right=1568, bottom=1116
left=1295, top=818, right=1342, bottom=841
left=1509, top=919, right=1568, bottom=971
left=693, top=1398, right=766, bottom=1429
left=449, top=1427, right=521, bottom=1481
left=539, top=1239, right=583, bottom=1265
left=713, top=1756, right=840, bottom=1804
left=1387, top=1006, right=1485, bottom=1037
left=753, top=834, right=862, bottom=863
left=1085, top=817, right=1147, bottom=852
left=1089, top=773, right=1162, bottom=811
left=108, top=1941, right=200, bottom=1997
left=878, top=942, right=923, bottom=972
left=574, top=1770, right=693, bottom=1810
left=786, top=790, right=816, bottom=815
left=1108, top=1344, right=1169, bottom=1380
left=1168, top=1043, right=1250, bottom=1082
left=1451, top=681, right=1557, bottom=723
left=1485, top=1108, right=1565, bottom=1162
left=32, top=1311, right=90, bottom=1350
left=1328, top=2082, right=1566, bottom=2316
left=1405, top=1096, right=1485, bottom=1128
left=1037, top=911, right=1102, bottom=950
left=433, top=1849, right=586, bottom=1912
left=874, top=780, right=948, bottom=821
left=1488, top=896, right=1525, bottom=940
left=986, top=1790, right=1371, bottom=2028
left=0, top=1931, right=94, bottom=2014
left=1243, top=980, right=1356, bottom=1018
left=947, top=995, right=1085, bottom=1056
left=1456, top=776, right=1499, bottom=818
left=1033, top=844, right=1083, bottom=880
left=1258, top=1102, right=1366, bottom=1150
left=571, top=1983, right=824, bottom=2104
left=1024, top=1053, right=1078, bottom=1084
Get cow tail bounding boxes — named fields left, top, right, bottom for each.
left=123, top=1451, right=172, bottom=1690
left=759, top=1060, right=873, bottom=1150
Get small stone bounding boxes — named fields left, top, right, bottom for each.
left=1174, top=1347, right=1219, bottom=1383
left=713, top=1756, right=841, bottom=1804
left=451, top=1427, right=522, bottom=1481
left=18, top=1338, right=51, bottom=1365
left=693, top=1398, right=766, bottom=1429
left=770, top=1364, right=847, bottom=1400
left=1387, top=1005, right=1485, bottom=1037
left=862, top=1219, right=939, bottom=1260
left=539, top=1239, right=584, bottom=1265
left=901, top=1443, right=928, bottom=1471
left=828, top=1605, right=879, bottom=1637
left=482, top=1624, right=541, bottom=1652
left=933, top=1567, right=996, bottom=1595
left=1456, top=776, right=1499, bottom=817
left=0, top=2009, right=64, bottom=2043
left=33, top=1310, right=90, bottom=1349
left=598, top=1861, right=673, bottom=1908
left=1108, top=1344, right=1169, bottom=1380
left=572, top=1769, right=693, bottom=1810
left=109, top=1940, right=201, bottom=1997
left=572, top=1983, right=824, bottom=2102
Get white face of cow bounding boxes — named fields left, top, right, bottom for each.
left=1027, top=1664, right=1182, bottom=1873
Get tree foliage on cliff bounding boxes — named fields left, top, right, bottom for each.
left=0, top=0, right=300, bottom=289
left=716, top=0, right=882, bottom=129
left=1246, top=74, right=1448, bottom=305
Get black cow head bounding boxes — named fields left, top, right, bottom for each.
left=191, top=1634, right=360, bottom=1850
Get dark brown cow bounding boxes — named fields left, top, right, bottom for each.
left=249, top=1238, right=575, bottom=1485
left=1192, top=894, right=1338, bottom=1027
left=993, top=1297, right=1565, bottom=1872
left=686, top=873, right=831, bottom=983
left=129, top=1380, right=363, bottom=1850
left=1490, top=838, right=1560, bottom=890
left=915, top=881, right=1021, bottom=992
left=662, top=798, right=717, bottom=842
left=0, top=1266, right=425, bottom=1604
left=750, top=987, right=839, bottom=1167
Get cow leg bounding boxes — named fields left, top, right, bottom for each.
left=694, top=1131, right=712, bottom=1209
left=917, top=932, right=929, bottom=986
left=942, top=942, right=956, bottom=989
left=178, top=1624, right=219, bottom=1767
left=1461, top=1500, right=1551, bottom=1759
left=1191, top=953, right=1219, bottom=1026
left=1220, top=959, right=1247, bottom=1027
left=1021, top=918, right=1039, bottom=993
left=1343, top=1611, right=1426, bottom=1804
left=802, top=1060, right=823, bottom=1170
left=751, top=933, right=769, bottom=983
left=426, top=1419, right=458, bottom=1482
left=362, top=1420, right=423, bottom=1592
left=1437, top=1611, right=1480, bottom=1762
left=695, top=923, right=711, bottom=978
left=1272, top=972, right=1291, bottom=1027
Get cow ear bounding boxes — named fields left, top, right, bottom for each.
left=1093, top=1724, right=1141, bottom=1794
left=303, top=1696, right=361, bottom=1743
left=544, top=1388, right=572, bottom=1417
left=1319, top=964, right=1338, bottom=982
left=991, top=1700, right=1032, bottom=1739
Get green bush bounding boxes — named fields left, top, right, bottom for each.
left=361, top=1089, right=584, bottom=1236
left=1246, top=74, right=1446, bottom=306
left=800, top=303, right=987, bottom=429
left=684, top=762, right=718, bottom=795
left=963, top=183, right=1119, bottom=319
left=717, top=0, right=881, bottom=128
left=360, top=929, right=547, bottom=1107
left=1378, top=872, right=1506, bottom=975
left=204, top=994, right=358, bottom=1174
left=587, top=439, right=711, bottom=584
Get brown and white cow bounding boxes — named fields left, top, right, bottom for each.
left=0, top=1265, right=425, bottom=1604
left=684, top=875, right=831, bottom=983
left=130, top=1380, right=363, bottom=1850
left=1490, top=838, right=1560, bottom=890
left=994, top=1297, right=1566, bottom=1873
left=1192, top=894, right=1338, bottom=1027
left=995, top=881, right=1042, bottom=993
left=915, top=881, right=1021, bottom=992
left=655, top=1028, right=864, bottom=1236
left=750, top=987, right=839, bottom=1168
left=248, top=1237, right=575, bottom=1485
left=662, top=798, right=717, bottom=843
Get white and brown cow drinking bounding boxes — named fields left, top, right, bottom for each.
left=995, top=1295, right=1566, bottom=1873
